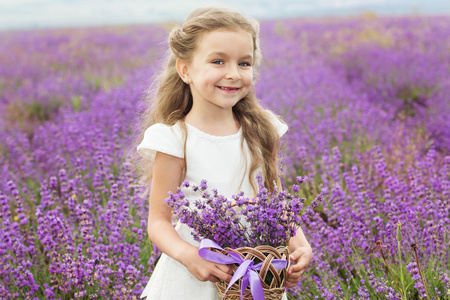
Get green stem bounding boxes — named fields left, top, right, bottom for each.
left=397, top=240, right=407, bottom=300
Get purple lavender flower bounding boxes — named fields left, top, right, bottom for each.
left=166, top=173, right=316, bottom=248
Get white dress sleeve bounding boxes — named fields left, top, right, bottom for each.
left=265, top=109, right=288, bottom=137
left=136, top=123, right=184, bottom=162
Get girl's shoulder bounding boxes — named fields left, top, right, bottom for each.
left=264, top=109, right=288, bottom=137
left=137, top=122, right=184, bottom=162
left=143, top=122, right=183, bottom=136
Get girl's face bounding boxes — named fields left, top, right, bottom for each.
left=180, top=29, right=254, bottom=113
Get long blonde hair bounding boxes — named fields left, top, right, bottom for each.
left=135, top=7, right=282, bottom=194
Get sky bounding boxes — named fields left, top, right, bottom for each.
left=1, top=0, right=450, bottom=31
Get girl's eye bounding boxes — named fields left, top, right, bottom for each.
left=212, top=60, right=224, bottom=65
left=239, top=62, right=251, bottom=67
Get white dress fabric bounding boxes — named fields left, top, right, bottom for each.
left=137, top=110, right=288, bottom=300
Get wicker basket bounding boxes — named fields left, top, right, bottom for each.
left=214, top=245, right=290, bottom=300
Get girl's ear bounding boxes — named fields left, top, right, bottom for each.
left=176, top=58, right=191, bottom=84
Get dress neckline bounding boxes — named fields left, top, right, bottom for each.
left=185, top=122, right=242, bottom=141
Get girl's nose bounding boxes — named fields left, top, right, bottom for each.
left=225, top=65, right=241, bottom=81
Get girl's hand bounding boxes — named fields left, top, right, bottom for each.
left=181, top=245, right=233, bottom=283
left=285, top=245, right=312, bottom=288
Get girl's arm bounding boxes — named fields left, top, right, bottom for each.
left=285, top=226, right=312, bottom=287
left=147, top=151, right=232, bottom=283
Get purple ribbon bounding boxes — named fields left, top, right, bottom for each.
left=198, top=239, right=287, bottom=300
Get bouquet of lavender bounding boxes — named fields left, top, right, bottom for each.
left=165, top=174, right=321, bottom=249
left=165, top=174, right=321, bottom=300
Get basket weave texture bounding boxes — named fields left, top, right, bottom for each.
left=215, top=245, right=290, bottom=300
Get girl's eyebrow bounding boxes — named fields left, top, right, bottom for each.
left=206, top=51, right=253, bottom=60
left=240, top=54, right=254, bottom=61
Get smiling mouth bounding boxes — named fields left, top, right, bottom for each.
left=217, top=86, right=240, bottom=91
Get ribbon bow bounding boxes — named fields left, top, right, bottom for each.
left=198, top=239, right=287, bottom=300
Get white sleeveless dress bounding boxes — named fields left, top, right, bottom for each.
left=137, top=110, right=288, bottom=300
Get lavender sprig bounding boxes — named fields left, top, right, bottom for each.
left=165, top=174, right=318, bottom=248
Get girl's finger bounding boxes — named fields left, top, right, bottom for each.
left=288, top=255, right=310, bottom=275
left=216, top=264, right=232, bottom=275
left=288, top=262, right=306, bottom=275
left=289, top=248, right=305, bottom=261
left=207, top=275, right=218, bottom=283
left=285, top=270, right=306, bottom=287
left=287, top=269, right=305, bottom=281
left=285, top=280, right=299, bottom=288
left=213, top=267, right=233, bottom=283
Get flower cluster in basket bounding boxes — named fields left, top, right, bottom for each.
left=165, top=174, right=321, bottom=300
left=165, top=174, right=320, bottom=249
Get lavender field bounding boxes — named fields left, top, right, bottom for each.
left=0, top=15, right=449, bottom=299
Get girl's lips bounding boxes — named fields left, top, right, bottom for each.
left=217, top=86, right=240, bottom=91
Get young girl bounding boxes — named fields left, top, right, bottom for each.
left=136, top=7, right=312, bottom=299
